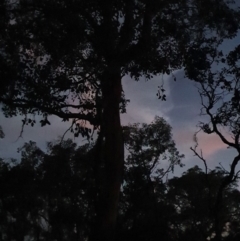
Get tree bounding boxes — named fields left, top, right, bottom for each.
left=166, top=166, right=240, bottom=241
left=118, top=116, right=184, bottom=241
left=0, top=157, right=43, bottom=241
left=190, top=47, right=240, bottom=240
left=1, top=136, right=240, bottom=240
left=0, top=139, right=96, bottom=241
left=0, top=117, right=183, bottom=240
left=39, top=140, right=96, bottom=241
left=1, top=1, right=240, bottom=239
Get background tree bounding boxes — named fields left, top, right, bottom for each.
left=166, top=166, right=240, bottom=241
left=0, top=139, right=96, bottom=241
left=0, top=116, right=185, bottom=241
left=0, top=153, right=44, bottom=241
left=118, top=116, right=184, bottom=241
left=0, top=137, right=240, bottom=240
left=1, top=0, right=240, bottom=239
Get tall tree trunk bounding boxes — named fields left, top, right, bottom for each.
left=92, top=70, right=124, bottom=241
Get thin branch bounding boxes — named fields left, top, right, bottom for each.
left=190, top=146, right=208, bottom=175
left=149, top=156, right=159, bottom=172
left=219, top=162, right=229, bottom=174
left=200, top=82, right=236, bottom=148
left=0, top=98, right=97, bottom=125
left=14, top=115, right=27, bottom=142
left=60, top=119, right=76, bottom=144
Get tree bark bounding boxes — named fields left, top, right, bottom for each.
left=92, top=70, right=124, bottom=241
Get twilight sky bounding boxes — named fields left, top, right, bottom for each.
left=0, top=70, right=238, bottom=177
left=122, top=71, right=237, bottom=176
left=1, top=34, right=240, bottom=177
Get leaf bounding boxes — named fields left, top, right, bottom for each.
left=0, top=126, right=4, bottom=138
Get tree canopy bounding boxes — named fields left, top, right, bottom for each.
left=1, top=0, right=239, bottom=124
left=1, top=139, right=240, bottom=241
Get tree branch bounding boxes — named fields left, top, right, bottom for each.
left=1, top=98, right=97, bottom=125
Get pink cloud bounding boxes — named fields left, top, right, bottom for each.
left=173, top=128, right=231, bottom=159
left=196, top=132, right=229, bottom=158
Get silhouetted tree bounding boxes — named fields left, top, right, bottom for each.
left=192, top=61, right=240, bottom=240
left=0, top=139, right=96, bottom=241
left=1, top=1, right=240, bottom=239
left=0, top=142, right=240, bottom=240
left=0, top=117, right=185, bottom=240
left=118, top=116, right=184, bottom=241
left=166, top=166, right=240, bottom=241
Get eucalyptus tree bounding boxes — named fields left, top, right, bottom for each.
left=191, top=45, right=240, bottom=240
left=118, top=116, right=184, bottom=241
left=1, top=0, right=240, bottom=239
left=166, top=166, right=240, bottom=241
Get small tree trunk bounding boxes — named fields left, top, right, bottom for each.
left=92, top=70, right=124, bottom=241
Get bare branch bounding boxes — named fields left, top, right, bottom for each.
left=60, top=119, right=76, bottom=144
left=199, top=82, right=236, bottom=148
left=190, top=147, right=209, bottom=175
left=14, top=115, right=27, bottom=142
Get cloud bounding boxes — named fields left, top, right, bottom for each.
left=207, top=147, right=239, bottom=171
left=0, top=68, right=238, bottom=177
left=162, top=72, right=240, bottom=172
left=166, top=70, right=201, bottom=126
left=121, top=74, right=174, bottom=125
left=196, top=132, right=229, bottom=158
left=0, top=114, right=83, bottom=159
left=173, top=128, right=229, bottom=159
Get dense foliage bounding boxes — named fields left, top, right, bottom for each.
left=0, top=141, right=239, bottom=241
left=1, top=1, right=240, bottom=240
left=1, top=0, right=239, bottom=123
left=0, top=118, right=240, bottom=241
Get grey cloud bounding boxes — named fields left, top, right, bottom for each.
left=0, top=114, right=84, bottom=159
left=122, top=75, right=174, bottom=125
left=206, top=147, right=239, bottom=171
left=167, top=70, right=202, bottom=127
